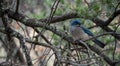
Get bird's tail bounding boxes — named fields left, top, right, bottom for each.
left=92, top=39, right=105, bottom=48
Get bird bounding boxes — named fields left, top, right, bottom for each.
left=70, top=19, right=105, bottom=48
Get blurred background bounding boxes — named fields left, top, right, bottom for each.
left=0, top=0, right=120, bottom=66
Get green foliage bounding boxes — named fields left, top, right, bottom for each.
left=45, top=0, right=53, bottom=7
left=76, top=6, right=88, bottom=17
left=30, top=12, right=46, bottom=19
left=60, top=0, right=65, bottom=4
left=92, top=2, right=101, bottom=12
left=28, top=0, right=120, bottom=65
left=55, top=8, right=64, bottom=15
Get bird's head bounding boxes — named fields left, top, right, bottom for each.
left=70, top=19, right=82, bottom=26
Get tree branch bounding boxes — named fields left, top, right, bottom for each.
left=39, top=12, right=79, bottom=23
left=104, top=9, right=120, bottom=26
left=6, top=10, right=115, bottom=65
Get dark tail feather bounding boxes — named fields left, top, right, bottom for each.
left=92, top=39, right=105, bottom=48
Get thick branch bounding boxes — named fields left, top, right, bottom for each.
left=6, top=10, right=114, bottom=65
left=104, top=9, right=120, bottom=26
left=93, top=18, right=120, bottom=40
left=39, top=12, right=79, bottom=23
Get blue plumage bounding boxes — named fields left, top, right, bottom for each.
left=70, top=19, right=105, bottom=48
left=71, top=19, right=82, bottom=26
left=80, top=26, right=94, bottom=36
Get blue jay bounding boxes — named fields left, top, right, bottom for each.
left=70, top=19, right=105, bottom=48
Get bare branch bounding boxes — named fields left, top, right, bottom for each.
left=6, top=10, right=115, bottom=65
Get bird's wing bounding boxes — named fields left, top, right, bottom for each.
left=80, top=25, right=94, bottom=36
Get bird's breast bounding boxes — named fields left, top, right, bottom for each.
left=70, top=26, right=90, bottom=41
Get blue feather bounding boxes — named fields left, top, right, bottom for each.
left=70, top=19, right=105, bottom=48
left=71, top=19, right=82, bottom=26
left=80, top=26, right=94, bottom=36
